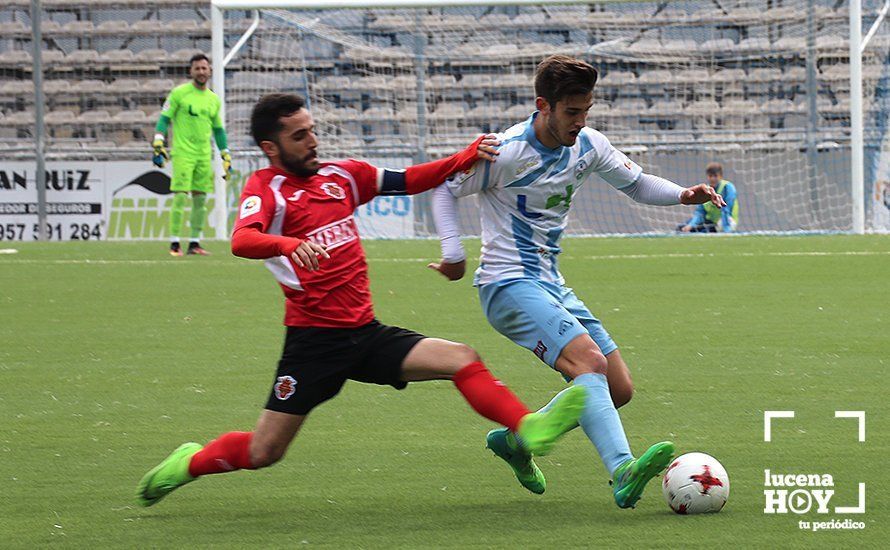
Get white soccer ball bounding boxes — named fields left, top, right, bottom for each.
left=662, top=452, right=730, bottom=514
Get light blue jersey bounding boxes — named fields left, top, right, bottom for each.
left=445, top=112, right=642, bottom=286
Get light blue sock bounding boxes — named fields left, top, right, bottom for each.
left=574, top=372, right=634, bottom=476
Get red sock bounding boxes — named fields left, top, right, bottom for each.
left=452, top=361, right=530, bottom=431
left=188, top=431, right=255, bottom=477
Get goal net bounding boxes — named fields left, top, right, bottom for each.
left=215, top=0, right=884, bottom=237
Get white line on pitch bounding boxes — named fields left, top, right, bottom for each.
left=1, top=250, right=888, bottom=265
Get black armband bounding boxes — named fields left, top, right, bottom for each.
left=380, top=169, right=407, bottom=196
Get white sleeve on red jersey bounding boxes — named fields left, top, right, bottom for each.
left=332, top=159, right=383, bottom=206
left=233, top=171, right=278, bottom=233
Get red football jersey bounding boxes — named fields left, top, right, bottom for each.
left=234, top=160, right=382, bottom=327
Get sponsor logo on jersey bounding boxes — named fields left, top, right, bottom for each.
left=574, top=159, right=588, bottom=180
left=515, top=158, right=539, bottom=178
left=320, top=182, right=346, bottom=200
left=287, top=190, right=306, bottom=202
left=274, top=375, right=297, bottom=400
left=533, top=340, right=548, bottom=360
left=239, top=195, right=261, bottom=218
left=306, top=215, right=358, bottom=251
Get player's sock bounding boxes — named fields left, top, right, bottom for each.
left=169, top=192, right=188, bottom=239
left=574, top=372, right=634, bottom=476
left=452, top=361, right=529, bottom=432
left=188, top=431, right=255, bottom=477
left=189, top=193, right=207, bottom=240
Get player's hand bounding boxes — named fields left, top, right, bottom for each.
left=427, top=259, right=466, bottom=281
left=680, top=184, right=725, bottom=207
left=220, top=149, right=233, bottom=181
left=151, top=135, right=168, bottom=168
left=476, top=134, right=500, bottom=162
left=680, top=225, right=692, bottom=233
left=290, top=240, right=329, bottom=271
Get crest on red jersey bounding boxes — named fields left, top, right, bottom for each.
left=274, top=376, right=297, bottom=400
left=320, top=182, right=345, bottom=200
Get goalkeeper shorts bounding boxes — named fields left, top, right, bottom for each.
left=170, top=154, right=214, bottom=194
left=264, top=320, right=425, bottom=415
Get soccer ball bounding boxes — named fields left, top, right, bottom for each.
left=662, top=452, right=730, bottom=514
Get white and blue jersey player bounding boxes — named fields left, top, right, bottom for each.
left=431, top=55, right=725, bottom=507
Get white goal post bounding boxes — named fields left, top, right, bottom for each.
left=210, top=0, right=881, bottom=238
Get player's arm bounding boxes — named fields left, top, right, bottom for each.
left=590, top=130, right=725, bottom=208
left=230, top=178, right=328, bottom=270
left=211, top=104, right=233, bottom=180
left=152, top=90, right=178, bottom=167
left=375, top=134, right=498, bottom=198
left=232, top=227, right=328, bottom=270
left=428, top=183, right=466, bottom=280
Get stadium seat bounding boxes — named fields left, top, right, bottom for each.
left=169, top=48, right=205, bottom=63
left=66, top=50, right=101, bottom=64
left=113, top=110, right=148, bottom=124
left=41, top=50, right=65, bottom=64
left=140, top=79, right=175, bottom=94
left=722, top=99, right=760, bottom=115
left=0, top=80, right=32, bottom=95
left=747, top=68, right=781, bottom=83
left=737, top=37, right=771, bottom=53
left=0, top=21, right=28, bottom=38
left=0, top=50, right=32, bottom=64
left=662, top=40, right=697, bottom=54
left=78, top=110, right=113, bottom=124
left=43, top=80, right=72, bottom=95
left=95, top=20, right=131, bottom=34
left=130, top=20, right=165, bottom=33
left=4, top=110, right=34, bottom=126
left=62, top=21, right=95, bottom=34
left=71, top=79, right=108, bottom=94
left=101, top=50, right=136, bottom=64
left=698, top=38, right=735, bottom=54
left=598, top=72, right=637, bottom=86
left=45, top=110, right=78, bottom=125
left=637, top=70, right=673, bottom=85
left=132, top=48, right=168, bottom=64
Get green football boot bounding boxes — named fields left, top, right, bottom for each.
left=136, top=442, right=203, bottom=507
left=515, top=384, right=587, bottom=456
left=611, top=441, right=675, bottom=509
left=486, top=428, right=546, bottom=494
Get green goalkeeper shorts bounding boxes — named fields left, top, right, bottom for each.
left=170, top=154, right=214, bottom=194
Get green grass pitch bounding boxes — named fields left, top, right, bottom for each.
left=1, top=235, right=887, bottom=548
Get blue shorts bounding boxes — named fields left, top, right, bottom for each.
left=478, top=278, right=618, bottom=370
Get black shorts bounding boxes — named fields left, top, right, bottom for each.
left=264, top=319, right=426, bottom=415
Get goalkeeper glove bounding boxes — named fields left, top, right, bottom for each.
left=221, top=149, right=233, bottom=181
left=152, top=134, right=169, bottom=168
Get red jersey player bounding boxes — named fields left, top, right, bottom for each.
left=137, top=93, right=587, bottom=506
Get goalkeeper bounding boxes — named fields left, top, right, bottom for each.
left=152, top=53, right=232, bottom=256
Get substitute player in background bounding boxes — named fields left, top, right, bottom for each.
left=430, top=55, right=725, bottom=506
left=678, top=162, right=740, bottom=232
left=152, top=53, right=232, bottom=256
left=136, top=93, right=586, bottom=507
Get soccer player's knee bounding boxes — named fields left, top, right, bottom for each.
left=452, top=343, right=482, bottom=367
left=250, top=443, right=286, bottom=469
left=581, top=347, right=608, bottom=375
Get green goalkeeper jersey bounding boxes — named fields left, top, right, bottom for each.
left=159, top=83, right=223, bottom=160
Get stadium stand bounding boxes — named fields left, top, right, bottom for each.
left=0, top=0, right=881, bottom=161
